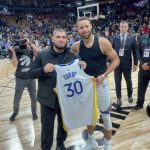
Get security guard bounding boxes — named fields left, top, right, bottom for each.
left=112, top=21, right=138, bottom=106
left=132, top=29, right=150, bottom=111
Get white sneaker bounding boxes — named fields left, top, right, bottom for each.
left=83, top=134, right=98, bottom=150
left=104, top=139, right=112, bottom=150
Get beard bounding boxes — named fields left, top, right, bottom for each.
left=79, top=31, right=92, bottom=39
left=53, top=43, right=67, bottom=52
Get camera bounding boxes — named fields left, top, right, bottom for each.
left=14, top=39, right=27, bottom=53
left=8, top=39, right=27, bottom=59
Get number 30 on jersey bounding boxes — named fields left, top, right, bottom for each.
left=64, top=81, right=83, bottom=97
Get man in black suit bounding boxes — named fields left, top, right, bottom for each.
left=132, top=28, right=150, bottom=111
left=112, top=20, right=138, bottom=106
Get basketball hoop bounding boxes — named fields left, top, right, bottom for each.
left=77, top=3, right=99, bottom=20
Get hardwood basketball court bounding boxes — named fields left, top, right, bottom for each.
left=0, top=58, right=150, bottom=150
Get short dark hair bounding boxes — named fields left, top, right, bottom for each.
left=120, top=20, right=129, bottom=25
left=52, top=28, right=67, bottom=36
left=76, top=17, right=92, bottom=27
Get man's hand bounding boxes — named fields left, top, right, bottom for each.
left=142, top=63, right=150, bottom=70
left=44, top=63, right=55, bottom=73
left=79, top=61, right=86, bottom=70
left=95, top=74, right=105, bottom=85
left=133, top=65, right=137, bottom=72
left=25, top=38, right=31, bottom=48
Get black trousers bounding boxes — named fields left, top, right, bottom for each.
left=114, top=65, right=133, bottom=99
left=137, top=68, right=150, bottom=106
left=40, top=101, right=67, bottom=150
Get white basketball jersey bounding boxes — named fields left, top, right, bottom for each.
left=55, top=59, right=98, bottom=130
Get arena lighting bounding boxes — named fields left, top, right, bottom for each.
left=85, top=0, right=93, bottom=1
left=65, top=3, right=74, bottom=8
left=84, top=0, right=97, bottom=5
left=98, top=0, right=114, bottom=4
left=99, top=15, right=106, bottom=19
left=75, top=1, right=82, bottom=7
left=133, top=0, right=148, bottom=7
left=68, top=13, right=76, bottom=17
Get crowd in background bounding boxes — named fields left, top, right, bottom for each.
left=0, top=1, right=149, bottom=58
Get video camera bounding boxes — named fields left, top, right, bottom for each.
left=8, top=39, right=27, bottom=59
left=13, top=39, right=27, bottom=53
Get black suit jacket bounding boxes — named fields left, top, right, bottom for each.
left=112, top=34, right=138, bottom=70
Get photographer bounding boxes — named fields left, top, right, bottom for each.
left=9, top=38, right=39, bottom=121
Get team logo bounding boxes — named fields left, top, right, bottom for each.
left=20, top=55, right=31, bottom=66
